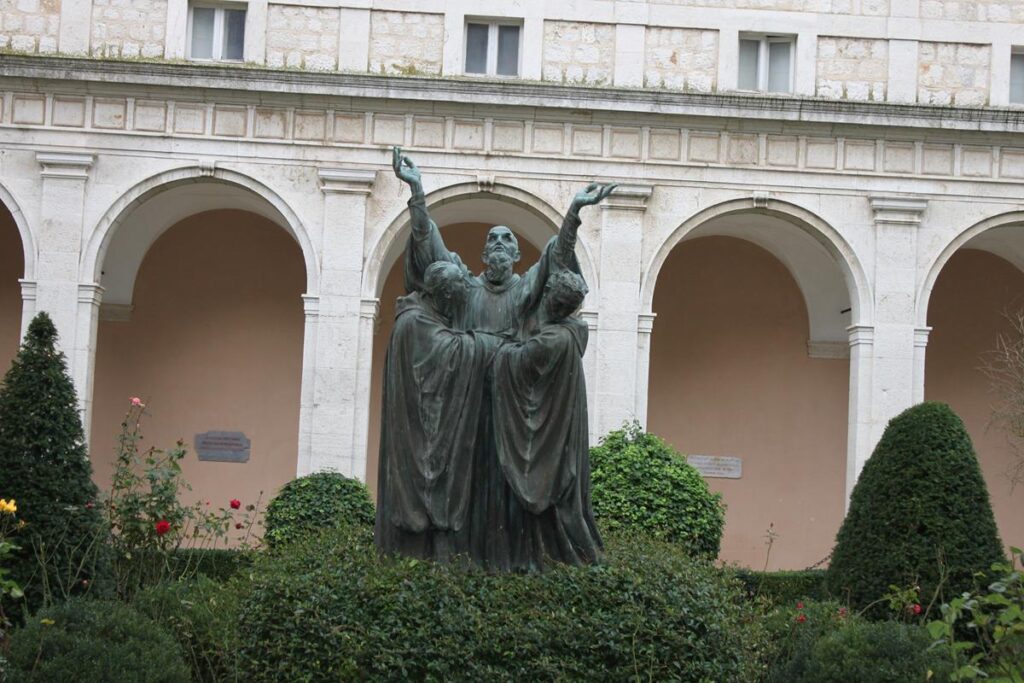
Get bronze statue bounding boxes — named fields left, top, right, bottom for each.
left=375, top=147, right=614, bottom=570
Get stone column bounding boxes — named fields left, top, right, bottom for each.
left=593, top=184, right=652, bottom=438
left=296, top=168, right=377, bottom=480
left=845, top=196, right=928, bottom=500
left=635, top=312, right=657, bottom=427
left=33, top=153, right=97, bottom=430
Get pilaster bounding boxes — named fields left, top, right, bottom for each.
left=299, top=168, right=377, bottom=480
left=594, top=183, right=653, bottom=437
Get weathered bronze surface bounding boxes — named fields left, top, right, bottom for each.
left=375, top=147, right=614, bottom=571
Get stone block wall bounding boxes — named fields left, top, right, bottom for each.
left=920, top=0, right=1024, bottom=22
left=90, top=0, right=165, bottom=58
left=644, top=27, right=717, bottom=92
left=266, top=4, right=340, bottom=70
left=816, top=37, right=887, bottom=101
left=0, top=0, right=59, bottom=53
left=651, top=0, right=889, bottom=15
left=918, top=42, right=990, bottom=106
left=368, top=11, right=444, bottom=76
left=542, top=21, right=615, bottom=85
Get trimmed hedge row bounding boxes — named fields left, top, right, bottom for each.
left=734, top=569, right=828, bottom=605
left=237, top=524, right=766, bottom=682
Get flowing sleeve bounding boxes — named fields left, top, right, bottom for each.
left=403, top=189, right=465, bottom=293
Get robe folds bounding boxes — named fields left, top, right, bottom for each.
left=490, top=318, right=603, bottom=569
left=375, top=293, right=500, bottom=562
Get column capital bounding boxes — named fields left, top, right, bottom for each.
left=579, top=309, right=599, bottom=331
left=914, top=326, right=932, bottom=348
left=77, top=282, right=103, bottom=307
left=602, top=184, right=653, bottom=212
left=637, top=312, right=657, bottom=335
left=869, top=196, right=928, bottom=226
left=319, top=168, right=377, bottom=195
left=37, top=152, right=94, bottom=179
left=302, top=294, right=320, bottom=317
left=359, top=297, right=380, bottom=321
left=847, top=324, right=875, bottom=347
left=19, top=279, right=37, bottom=301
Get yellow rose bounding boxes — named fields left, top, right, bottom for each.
left=0, top=499, right=15, bottom=514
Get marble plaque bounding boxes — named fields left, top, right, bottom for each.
left=687, top=455, right=742, bottom=479
left=195, top=431, right=250, bottom=463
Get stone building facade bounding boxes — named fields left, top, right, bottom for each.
left=1, top=0, right=1023, bottom=568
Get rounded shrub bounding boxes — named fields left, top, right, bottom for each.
left=237, top=525, right=763, bottom=682
left=589, top=422, right=725, bottom=558
left=5, top=598, right=190, bottom=682
left=263, top=471, right=374, bottom=548
left=796, top=620, right=951, bottom=683
left=827, top=402, right=1005, bottom=615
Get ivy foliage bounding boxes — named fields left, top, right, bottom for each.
left=826, top=402, right=1005, bottom=616
left=0, top=313, right=110, bottom=612
left=263, top=471, right=374, bottom=548
left=589, top=422, right=725, bottom=558
left=237, top=524, right=764, bottom=682
left=5, top=598, right=190, bottom=682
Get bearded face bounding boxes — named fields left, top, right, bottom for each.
left=482, top=226, right=520, bottom=284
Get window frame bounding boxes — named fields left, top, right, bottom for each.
left=1010, top=48, right=1024, bottom=105
left=187, top=2, right=247, bottom=63
left=737, top=33, right=796, bottom=94
left=463, top=18, right=523, bottom=78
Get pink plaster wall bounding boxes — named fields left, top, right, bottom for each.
left=89, top=210, right=305, bottom=524
left=926, top=248, right=1024, bottom=551
left=366, top=223, right=542, bottom=496
left=648, top=236, right=849, bottom=570
left=0, top=207, right=24, bottom=378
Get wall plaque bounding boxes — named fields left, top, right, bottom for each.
left=195, top=431, right=250, bottom=463
left=687, top=455, right=742, bottom=479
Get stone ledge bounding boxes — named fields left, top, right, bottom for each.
left=3, top=55, right=1024, bottom=133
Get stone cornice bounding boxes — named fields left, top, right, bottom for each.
left=318, top=168, right=377, bottom=194
left=36, top=151, right=94, bottom=179
left=870, top=196, right=929, bottom=226
left=4, top=55, right=1024, bottom=134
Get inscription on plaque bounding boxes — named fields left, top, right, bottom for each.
left=687, top=455, right=742, bottom=479
left=195, top=431, right=250, bottom=463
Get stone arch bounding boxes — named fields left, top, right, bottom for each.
left=641, top=197, right=871, bottom=346
left=0, top=180, right=36, bottom=280
left=363, top=182, right=599, bottom=302
left=917, top=211, right=1024, bottom=328
left=82, top=166, right=318, bottom=304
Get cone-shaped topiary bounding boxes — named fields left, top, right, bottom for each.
left=826, top=402, right=1004, bottom=616
left=0, top=313, right=109, bottom=612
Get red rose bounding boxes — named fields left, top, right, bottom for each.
left=796, top=602, right=804, bottom=609
left=235, top=522, right=244, bottom=530
left=155, top=519, right=171, bottom=536
left=796, top=614, right=807, bottom=623
left=230, top=499, right=241, bottom=510
left=911, top=604, right=922, bottom=615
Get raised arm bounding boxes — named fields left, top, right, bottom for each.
left=552, top=182, right=617, bottom=266
left=393, top=147, right=460, bottom=292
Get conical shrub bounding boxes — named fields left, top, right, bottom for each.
left=0, top=313, right=109, bottom=612
left=826, top=402, right=1004, bottom=615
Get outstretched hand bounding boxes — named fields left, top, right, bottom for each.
left=392, top=146, right=422, bottom=187
left=571, top=182, right=618, bottom=210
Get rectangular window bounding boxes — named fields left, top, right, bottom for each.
left=464, top=20, right=522, bottom=77
left=738, top=35, right=795, bottom=93
left=1011, top=50, right=1024, bottom=104
left=189, top=4, right=246, bottom=61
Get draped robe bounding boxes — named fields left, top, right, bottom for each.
left=374, top=292, right=499, bottom=562
left=491, top=318, right=603, bottom=568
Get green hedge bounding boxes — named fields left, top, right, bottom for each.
left=590, top=423, right=725, bottom=558
left=166, top=548, right=250, bottom=583
left=263, top=471, right=374, bottom=548
left=237, top=524, right=765, bottom=681
left=733, top=569, right=829, bottom=605
left=5, top=598, right=190, bottom=682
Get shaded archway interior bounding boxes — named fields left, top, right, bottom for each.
left=366, top=222, right=543, bottom=496
left=0, top=204, right=23, bottom=377
left=647, top=234, right=849, bottom=570
left=90, top=209, right=305, bottom=522
left=926, top=246, right=1024, bottom=550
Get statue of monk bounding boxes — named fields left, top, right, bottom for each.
left=374, top=261, right=503, bottom=562
left=388, top=147, right=614, bottom=569
left=490, top=270, right=603, bottom=569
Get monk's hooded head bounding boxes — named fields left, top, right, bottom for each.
left=481, top=226, right=521, bottom=285
left=423, top=261, right=468, bottom=323
left=542, top=271, right=588, bottom=323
